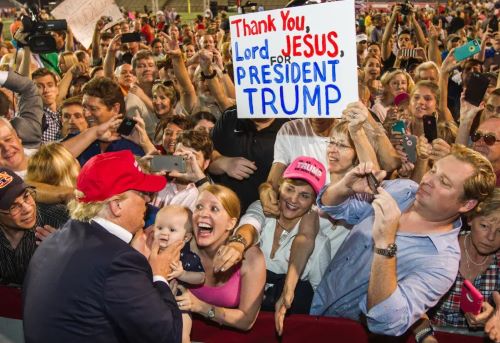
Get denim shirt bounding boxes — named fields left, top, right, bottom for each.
left=311, top=179, right=462, bottom=336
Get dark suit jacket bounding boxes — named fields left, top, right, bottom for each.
left=22, top=219, right=182, bottom=343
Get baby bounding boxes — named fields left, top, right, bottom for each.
left=153, top=205, right=205, bottom=343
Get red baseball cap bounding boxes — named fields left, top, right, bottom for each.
left=76, top=151, right=166, bottom=203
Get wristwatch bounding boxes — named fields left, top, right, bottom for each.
left=228, top=234, right=247, bottom=248
left=207, top=306, right=216, bottom=320
left=374, top=243, right=397, bottom=258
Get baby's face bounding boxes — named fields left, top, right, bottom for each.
left=154, top=212, right=189, bottom=248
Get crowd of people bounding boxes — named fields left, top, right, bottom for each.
left=0, top=0, right=499, bottom=342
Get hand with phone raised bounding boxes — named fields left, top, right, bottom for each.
left=343, top=162, right=386, bottom=195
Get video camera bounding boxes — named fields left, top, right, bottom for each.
left=400, top=0, right=412, bottom=15
left=20, top=2, right=67, bottom=54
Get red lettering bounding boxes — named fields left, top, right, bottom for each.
left=303, top=34, right=314, bottom=58
left=281, top=31, right=339, bottom=58
left=327, top=31, right=339, bottom=58
left=292, top=35, right=302, bottom=56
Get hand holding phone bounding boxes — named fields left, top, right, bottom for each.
left=366, top=173, right=380, bottom=194
left=454, top=39, right=481, bottom=62
left=461, top=280, right=484, bottom=315
left=150, top=155, right=187, bottom=173
left=464, top=73, right=489, bottom=106
left=422, top=115, right=438, bottom=143
left=117, top=118, right=137, bottom=136
left=402, top=135, right=417, bottom=163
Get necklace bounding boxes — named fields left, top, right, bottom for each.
left=276, top=220, right=290, bottom=231
left=464, top=233, right=489, bottom=268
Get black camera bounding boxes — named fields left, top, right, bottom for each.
left=20, top=2, right=67, bottom=54
left=400, top=0, right=412, bottom=15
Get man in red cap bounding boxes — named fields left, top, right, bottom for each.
left=23, top=150, right=183, bottom=343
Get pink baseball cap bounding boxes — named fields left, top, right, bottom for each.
left=76, top=150, right=166, bottom=203
left=283, top=156, right=326, bottom=194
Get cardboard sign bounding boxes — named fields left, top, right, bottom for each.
left=230, top=0, right=358, bottom=118
left=51, top=0, right=123, bottom=49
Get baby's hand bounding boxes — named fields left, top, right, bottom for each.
left=167, top=260, right=185, bottom=280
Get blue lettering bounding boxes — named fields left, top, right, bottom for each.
left=280, top=85, right=299, bottom=115
left=303, top=85, right=321, bottom=115
left=273, top=64, right=284, bottom=83
left=325, top=84, right=341, bottom=115
left=236, top=66, right=246, bottom=85
left=302, top=62, right=312, bottom=83
left=235, top=42, right=244, bottom=62
left=313, top=61, right=326, bottom=82
left=243, top=88, right=257, bottom=114
left=327, top=60, right=339, bottom=82
left=261, top=64, right=272, bottom=84
left=261, top=88, right=278, bottom=114
left=291, top=62, right=301, bottom=83
left=249, top=66, right=261, bottom=84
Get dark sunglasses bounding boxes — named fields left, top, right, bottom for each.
left=471, top=131, right=500, bottom=146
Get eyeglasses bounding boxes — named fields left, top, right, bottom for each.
left=471, top=131, right=500, bottom=146
left=0, top=188, right=36, bottom=217
left=326, top=139, right=353, bottom=151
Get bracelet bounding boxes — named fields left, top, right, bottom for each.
left=415, top=325, right=434, bottom=343
left=227, top=234, right=247, bottom=249
left=194, top=176, right=210, bottom=188
left=201, top=69, right=217, bottom=81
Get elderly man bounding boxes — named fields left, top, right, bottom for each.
left=0, top=168, right=60, bottom=285
left=23, top=150, right=183, bottom=343
left=311, top=146, right=496, bottom=336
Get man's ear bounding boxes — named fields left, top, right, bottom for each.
left=108, top=199, right=123, bottom=217
left=459, top=199, right=478, bottom=214
left=111, top=102, right=121, bottom=115
left=202, top=159, right=210, bottom=171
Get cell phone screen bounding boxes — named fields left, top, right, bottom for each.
left=464, top=73, right=489, bottom=106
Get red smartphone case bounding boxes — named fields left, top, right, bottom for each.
left=460, top=280, right=483, bottom=315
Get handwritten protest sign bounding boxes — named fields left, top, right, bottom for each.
left=51, top=0, right=122, bottom=49
left=230, top=0, right=358, bottom=118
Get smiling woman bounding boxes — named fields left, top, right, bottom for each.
left=174, top=184, right=266, bottom=340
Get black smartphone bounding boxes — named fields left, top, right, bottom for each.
left=422, top=115, right=437, bottom=143
left=402, top=134, right=418, bottom=164
left=464, top=73, right=489, bottom=107
left=150, top=155, right=186, bottom=173
left=121, top=32, right=142, bottom=43
left=117, top=118, right=136, bottom=136
left=366, top=173, right=379, bottom=194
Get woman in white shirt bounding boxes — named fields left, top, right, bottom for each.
left=238, top=156, right=348, bottom=314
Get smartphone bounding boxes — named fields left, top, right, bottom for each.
left=366, top=173, right=379, bottom=194
left=402, top=135, right=417, bottom=163
left=392, top=120, right=406, bottom=135
left=400, top=48, right=416, bottom=58
left=464, top=73, right=489, bottom=106
left=150, top=155, right=186, bottom=173
left=460, top=280, right=483, bottom=315
left=117, top=118, right=136, bottom=136
left=453, top=39, right=481, bottom=62
left=422, top=115, right=438, bottom=143
left=121, top=32, right=142, bottom=43
left=488, top=16, right=498, bottom=33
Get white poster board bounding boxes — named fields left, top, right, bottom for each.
left=51, top=0, right=123, bottom=49
left=230, top=0, right=358, bottom=118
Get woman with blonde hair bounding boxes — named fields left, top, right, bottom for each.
left=26, top=143, right=80, bottom=227
left=58, top=51, right=78, bottom=75
left=174, top=184, right=266, bottom=341
left=371, top=69, right=414, bottom=123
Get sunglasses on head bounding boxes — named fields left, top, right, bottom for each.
left=154, top=79, right=175, bottom=87
left=471, top=131, right=500, bottom=146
